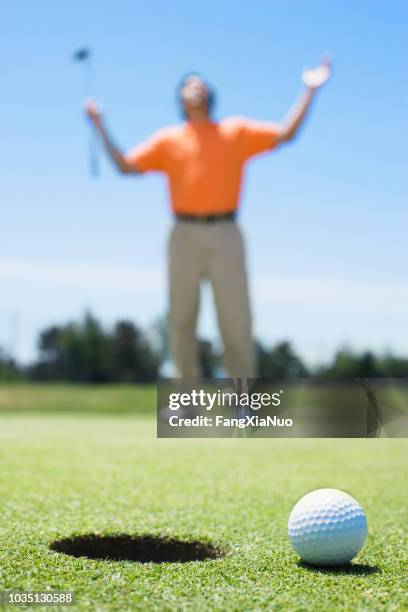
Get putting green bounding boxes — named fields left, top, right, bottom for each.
left=0, top=385, right=407, bottom=610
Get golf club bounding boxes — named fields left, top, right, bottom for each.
left=73, top=47, right=99, bottom=178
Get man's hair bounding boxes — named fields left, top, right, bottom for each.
left=176, top=72, right=216, bottom=117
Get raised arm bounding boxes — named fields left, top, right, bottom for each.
left=84, top=100, right=138, bottom=174
left=279, top=58, right=331, bottom=144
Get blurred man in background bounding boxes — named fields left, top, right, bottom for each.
left=85, top=60, right=331, bottom=379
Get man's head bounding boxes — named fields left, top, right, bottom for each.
left=178, top=73, right=215, bottom=121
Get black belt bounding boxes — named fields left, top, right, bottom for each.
left=175, top=211, right=236, bottom=223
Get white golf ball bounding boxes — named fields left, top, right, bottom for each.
left=288, top=488, right=368, bottom=566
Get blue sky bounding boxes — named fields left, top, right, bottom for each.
left=1, top=0, right=407, bottom=364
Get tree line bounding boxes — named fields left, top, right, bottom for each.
left=0, top=312, right=407, bottom=382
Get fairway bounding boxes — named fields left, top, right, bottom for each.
left=0, top=386, right=407, bottom=611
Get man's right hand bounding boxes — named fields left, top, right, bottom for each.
left=84, top=98, right=103, bottom=128
left=302, top=57, right=332, bottom=90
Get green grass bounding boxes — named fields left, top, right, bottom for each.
left=0, top=385, right=407, bottom=610
left=0, top=384, right=155, bottom=414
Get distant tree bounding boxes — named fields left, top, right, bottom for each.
left=0, top=349, right=21, bottom=382
left=30, top=312, right=159, bottom=383
left=321, top=349, right=382, bottom=379
left=376, top=353, right=408, bottom=378
left=31, top=325, right=64, bottom=381
left=76, top=313, right=110, bottom=382
left=20, top=314, right=408, bottom=384
left=257, top=341, right=308, bottom=381
left=33, top=314, right=110, bottom=382
left=110, top=320, right=158, bottom=382
left=358, top=351, right=381, bottom=378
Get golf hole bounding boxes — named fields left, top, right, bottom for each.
left=50, top=534, right=224, bottom=563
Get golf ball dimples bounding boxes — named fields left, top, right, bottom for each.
left=288, top=488, right=367, bottom=565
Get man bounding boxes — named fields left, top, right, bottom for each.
left=85, top=60, right=331, bottom=379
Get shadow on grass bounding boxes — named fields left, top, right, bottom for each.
left=50, top=534, right=224, bottom=564
left=298, top=561, right=380, bottom=575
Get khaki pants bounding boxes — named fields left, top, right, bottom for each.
left=168, top=220, right=256, bottom=379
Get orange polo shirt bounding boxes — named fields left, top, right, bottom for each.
left=125, top=117, right=281, bottom=215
